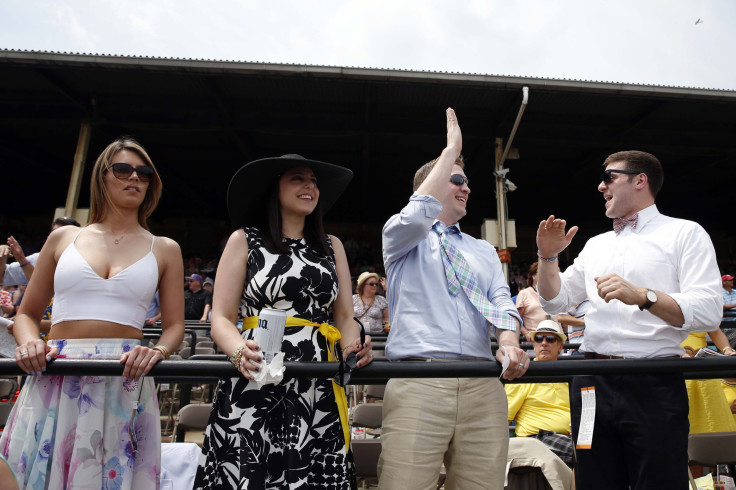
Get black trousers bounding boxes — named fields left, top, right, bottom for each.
left=570, top=373, right=689, bottom=490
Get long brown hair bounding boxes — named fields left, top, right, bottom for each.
left=89, top=137, right=162, bottom=230
left=256, top=176, right=331, bottom=256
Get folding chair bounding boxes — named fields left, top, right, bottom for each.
left=365, top=384, right=385, bottom=402
left=172, top=403, right=213, bottom=445
left=0, top=379, right=17, bottom=401
left=352, top=403, right=383, bottom=430
left=688, top=432, right=736, bottom=489
left=195, top=340, right=215, bottom=350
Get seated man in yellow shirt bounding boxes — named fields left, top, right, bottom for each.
left=506, top=320, right=573, bottom=466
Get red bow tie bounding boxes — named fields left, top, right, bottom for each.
left=613, top=214, right=638, bottom=233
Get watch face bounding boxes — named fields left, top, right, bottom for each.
left=646, top=290, right=658, bottom=302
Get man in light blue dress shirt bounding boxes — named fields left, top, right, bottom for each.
left=378, top=108, right=527, bottom=490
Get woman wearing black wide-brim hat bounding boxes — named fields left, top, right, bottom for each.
left=196, top=154, right=373, bottom=489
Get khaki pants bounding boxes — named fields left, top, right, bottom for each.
left=378, top=377, right=508, bottom=490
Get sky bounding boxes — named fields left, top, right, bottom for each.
left=1, top=0, right=735, bottom=90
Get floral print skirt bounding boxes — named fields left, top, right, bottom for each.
left=0, top=339, right=160, bottom=490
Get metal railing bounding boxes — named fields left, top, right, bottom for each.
left=3, top=357, right=736, bottom=384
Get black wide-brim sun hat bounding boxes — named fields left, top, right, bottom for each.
left=227, top=154, right=354, bottom=228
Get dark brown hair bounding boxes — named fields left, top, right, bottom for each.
left=256, top=178, right=331, bottom=256
left=603, top=150, right=663, bottom=198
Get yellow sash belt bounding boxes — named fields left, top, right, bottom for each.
left=243, top=315, right=351, bottom=451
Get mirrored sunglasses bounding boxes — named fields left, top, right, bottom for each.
left=109, top=162, right=155, bottom=183
left=450, top=174, right=469, bottom=186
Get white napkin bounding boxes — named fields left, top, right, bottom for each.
left=499, top=345, right=511, bottom=378
left=252, top=352, right=286, bottom=388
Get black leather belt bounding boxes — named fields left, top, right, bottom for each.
left=584, top=352, right=679, bottom=360
left=584, top=352, right=625, bottom=360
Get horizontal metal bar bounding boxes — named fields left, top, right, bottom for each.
left=2, top=357, right=736, bottom=383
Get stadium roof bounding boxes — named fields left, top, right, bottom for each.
left=2, top=49, right=735, bottom=261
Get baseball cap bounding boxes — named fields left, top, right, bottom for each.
left=186, top=273, right=203, bottom=283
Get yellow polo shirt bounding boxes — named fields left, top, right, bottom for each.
left=506, top=376, right=571, bottom=437
left=721, top=380, right=736, bottom=426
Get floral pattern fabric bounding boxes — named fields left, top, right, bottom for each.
left=195, top=227, right=355, bottom=489
left=352, top=294, right=388, bottom=334
left=0, top=339, right=160, bottom=490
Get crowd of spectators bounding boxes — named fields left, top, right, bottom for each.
left=3, top=218, right=736, bottom=486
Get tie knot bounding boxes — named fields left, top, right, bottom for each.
left=434, top=222, right=458, bottom=235
left=613, top=213, right=639, bottom=233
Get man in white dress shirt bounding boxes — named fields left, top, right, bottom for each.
left=536, top=150, right=722, bottom=490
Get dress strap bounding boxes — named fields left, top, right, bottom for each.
left=149, top=234, right=156, bottom=252
left=72, top=227, right=84, bottom=244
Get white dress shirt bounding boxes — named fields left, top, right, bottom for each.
left=540, top=205, right=722, bottom=358
left=382, top=193, right=521, bottom=361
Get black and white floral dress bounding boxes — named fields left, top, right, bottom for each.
left=195, top=227, right=355, bottom=489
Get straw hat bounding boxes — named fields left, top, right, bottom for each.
left=356, top=272, right=380, bottom=293
left=529, top=319, right=567, bottom=343
left=227, top=154, right=353, bottom=228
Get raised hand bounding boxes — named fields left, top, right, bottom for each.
left=6, top=236, right=26, bottom=263
left=446, top=107, right=462, bottom=154
left=536, top=215, right=579, bottom=258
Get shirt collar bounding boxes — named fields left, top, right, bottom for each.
left=433, top=219, right=462, bottom=234
left=628, top=204, right=659, bottom=233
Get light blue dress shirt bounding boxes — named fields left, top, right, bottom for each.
left=723, top=288, right=736, bottom=321
left=382, top=193, right=521, bottom=361
left=2, top=252, right=38, bottom=286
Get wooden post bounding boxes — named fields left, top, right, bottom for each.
left=64, top=122, right=91, bottom=217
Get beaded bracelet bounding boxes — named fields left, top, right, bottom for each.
left=152, top=345, right=170, bottom=360
left=230, top=344, right=247, bottom=369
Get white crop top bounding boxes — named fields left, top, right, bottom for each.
left=52, top=229, right=159, bottom=330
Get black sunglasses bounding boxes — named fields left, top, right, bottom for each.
left=109, top=162, right=155, bottom=183
left=365, top=282, right=378, bottom=286
left=450, top=174, right=469, bottom=186
left=334, top=317, right=367, bottom=387
left=533, top=334, right=559, bottom=344
left=601, top=169, right=640, bottom=184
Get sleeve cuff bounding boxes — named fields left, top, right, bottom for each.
left=409, top=193, right=442, bottom=219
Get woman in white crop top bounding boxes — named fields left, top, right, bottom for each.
left=0, top=138, right=185, bottom=489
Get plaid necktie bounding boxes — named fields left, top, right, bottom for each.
left=613, top=213, right=638, bottom=234
left=433, top=222, right=518, bottom=332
